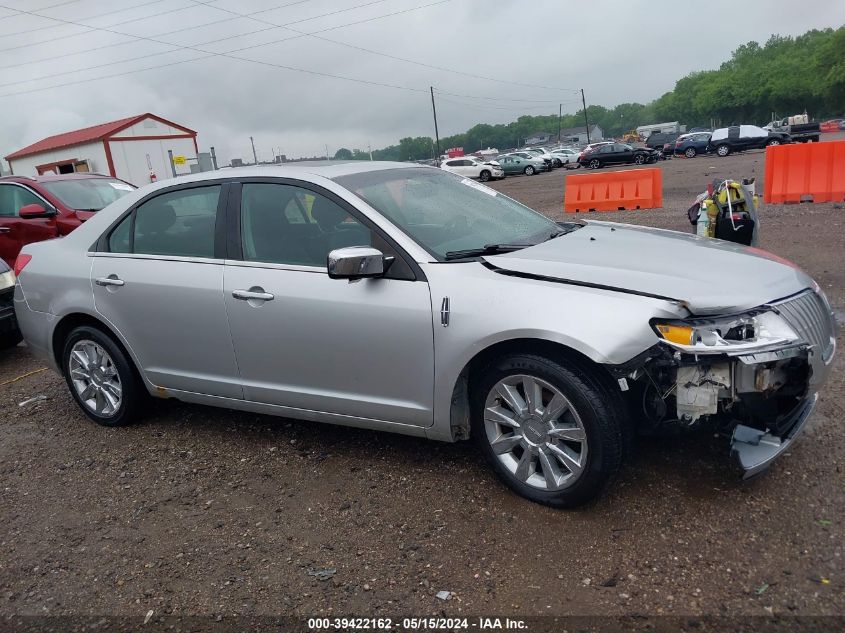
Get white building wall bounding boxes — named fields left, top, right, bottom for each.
left=107, top=137, right=197, bottom=186
left=8, top=141, right=108, bottom=176
left=113, top=117, right=191, bottom=138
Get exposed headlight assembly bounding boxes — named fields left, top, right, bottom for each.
left=651, top=311, right=800, bottom=354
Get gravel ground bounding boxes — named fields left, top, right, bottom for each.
left=1, top=136, right=844, bottom=623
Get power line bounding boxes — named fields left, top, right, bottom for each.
left=0, top=0, right=174, bottom=38
left=0, top=1, right=449, bottom=98
left=200, top=2, right=581, bottom=95
left=0, top=0, right=314, bottom=67
left=435, top=95, right=558, bottom=113
left=434, top=88, right=580, bottom=103
left=0, top=0, right=82, bottom=22
left=0, top=0, right=435, bottom=93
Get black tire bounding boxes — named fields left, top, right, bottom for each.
left=588, top=159, right=601, bottom=169
left=552, top=158, right=562, bottom=168
left=0, top=329, right=23, bottom=351
left=523, top=165, right=535, bottom=176
left=716, top=144, right=730, bottom=157
left=479, top=170, right=491, bottom=182
left=633, top=154, right=646, bottom=165
left=767, top=139, right=781, bottom=147
left=471, top=353, right=626, bottom=508
left=684, top=147, right=697, bottom=158
left=61, top=325, right=146, bottom=427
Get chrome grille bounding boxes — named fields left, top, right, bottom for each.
left=773, top=290, right=835, bottom=360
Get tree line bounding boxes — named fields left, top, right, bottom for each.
left=333, top=27, right=845, bottom=162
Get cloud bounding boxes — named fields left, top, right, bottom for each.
left=1, top=0, right=844, bottom=165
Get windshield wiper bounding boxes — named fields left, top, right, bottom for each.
left=74, top=208, right=102, bottom=212
left=444, top=244, right=528, bottom=260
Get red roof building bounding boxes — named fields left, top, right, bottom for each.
left=5, top=113, right=199, bottom=186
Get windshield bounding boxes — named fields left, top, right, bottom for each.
left=334, top=167, right=558, bottom=260
left=40, top=178, right=135, bottom=211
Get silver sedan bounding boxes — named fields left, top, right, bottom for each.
left=13, top=163, right=836, bottom=507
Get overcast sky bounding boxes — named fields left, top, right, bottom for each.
left=1, top=0, right=844, bottom=164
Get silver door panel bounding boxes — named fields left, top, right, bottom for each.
left=91, top=255, right=242, bottom=398
left=224, top=263, right=435, bottom=426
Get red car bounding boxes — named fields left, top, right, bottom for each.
left=0, top=173, right=136, bottom=267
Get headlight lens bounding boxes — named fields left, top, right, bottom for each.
left=652, top=311, right=799, bottom=354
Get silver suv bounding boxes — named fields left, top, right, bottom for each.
left=13, top=163, right=836, bottom=507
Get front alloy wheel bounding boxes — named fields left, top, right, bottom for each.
left=524, top=165, right=535, bottom=176
left=479, top=170, right=491, bottom=182
left=484, top=375, right=588, bottom=491
left=634, top=154, right=646, bottom=165
left=716, top=144, right=730, bottom=157
left=472, top=353, right=625, bottom=507
left=588, top=159, right=601, bottom=169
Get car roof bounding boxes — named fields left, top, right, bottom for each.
left=0, top=172, right=117, bottom=183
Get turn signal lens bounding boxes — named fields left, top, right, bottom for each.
left=14, top=253, right=32, bottom=277
left=655, top=324, right=694, bottom=346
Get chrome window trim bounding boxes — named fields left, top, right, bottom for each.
left=87, top=252, right=224, bottom=265
left=224, top=259, right=325, bottom=273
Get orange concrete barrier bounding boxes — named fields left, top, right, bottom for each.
left=564, top=168, right=662, bottom=213
left=764, top=140, right=845, bottom=204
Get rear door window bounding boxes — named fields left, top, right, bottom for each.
left=111, top=186, right=221, bottom=258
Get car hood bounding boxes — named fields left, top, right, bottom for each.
left=483, top=222, right=812, bottom=315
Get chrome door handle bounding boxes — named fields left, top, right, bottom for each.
left=95, top=276, right=125, bottom=287
left=0, top=227, right=10, bottom=233
left=232, top=289, right=274, bottom=302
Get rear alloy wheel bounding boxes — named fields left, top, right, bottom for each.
left=479, top=170, right=491, bottom=182
left=716, top=144, right=730, bottom=157
left=523, top=165, right=535, bottom=176
left=633, top=154, right=646, bottom=165
left=588, top=159, right=601, bottom=169
left=472, top=354, right=625, bottom=507
left=62, top=326, right=145, bottom=426
left=685, top=147, right=697, bottom=158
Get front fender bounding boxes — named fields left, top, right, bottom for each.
left=422, top=262, right=688, bottom=440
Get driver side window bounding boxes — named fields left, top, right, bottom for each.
left=240, top=183, right=372, bottom=267
left=0, top=184, right=42, bottom=217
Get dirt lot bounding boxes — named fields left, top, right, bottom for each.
left=1, top=137, right=844, bottom=624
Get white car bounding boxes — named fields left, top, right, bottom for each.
left=522, top=148, right=556, bottom=168
left=440, top=157, right=504, bottom=182
left=551, top=148, right=581, bottom=168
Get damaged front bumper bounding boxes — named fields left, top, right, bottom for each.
left=627, top=289, right=838, bottom=478
left=731, top=393, right=816, bottom=479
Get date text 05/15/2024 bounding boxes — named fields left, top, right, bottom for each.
left=307, top=617, right=528, bottom=630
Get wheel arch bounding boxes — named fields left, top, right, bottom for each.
left=51, top=312, right=149, bottom=389
left=443, top=337, right=617, bottom=443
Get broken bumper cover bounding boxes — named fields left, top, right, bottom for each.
left=731, top=393, right=817, bottom=479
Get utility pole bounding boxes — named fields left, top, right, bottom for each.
left=558, top=103, right=562, bottom=143
left=325, top=144, right=330, bottom=161
left=250, top=136, right=257, bottom=164
left=430, top=86, right=441, bottom=158
left=368, top=143, right=373, bottom=161
left=581, top=89, right=590, bottom=144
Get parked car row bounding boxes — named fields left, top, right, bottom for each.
left=441, top=145, right=581, bottom=179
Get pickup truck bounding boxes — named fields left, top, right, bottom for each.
left=763, top=117, right=821, bottom=143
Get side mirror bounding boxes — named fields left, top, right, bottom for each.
left=19, top=203, right=56, bottom=219
left=327, top=246, right=393, bottom=280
